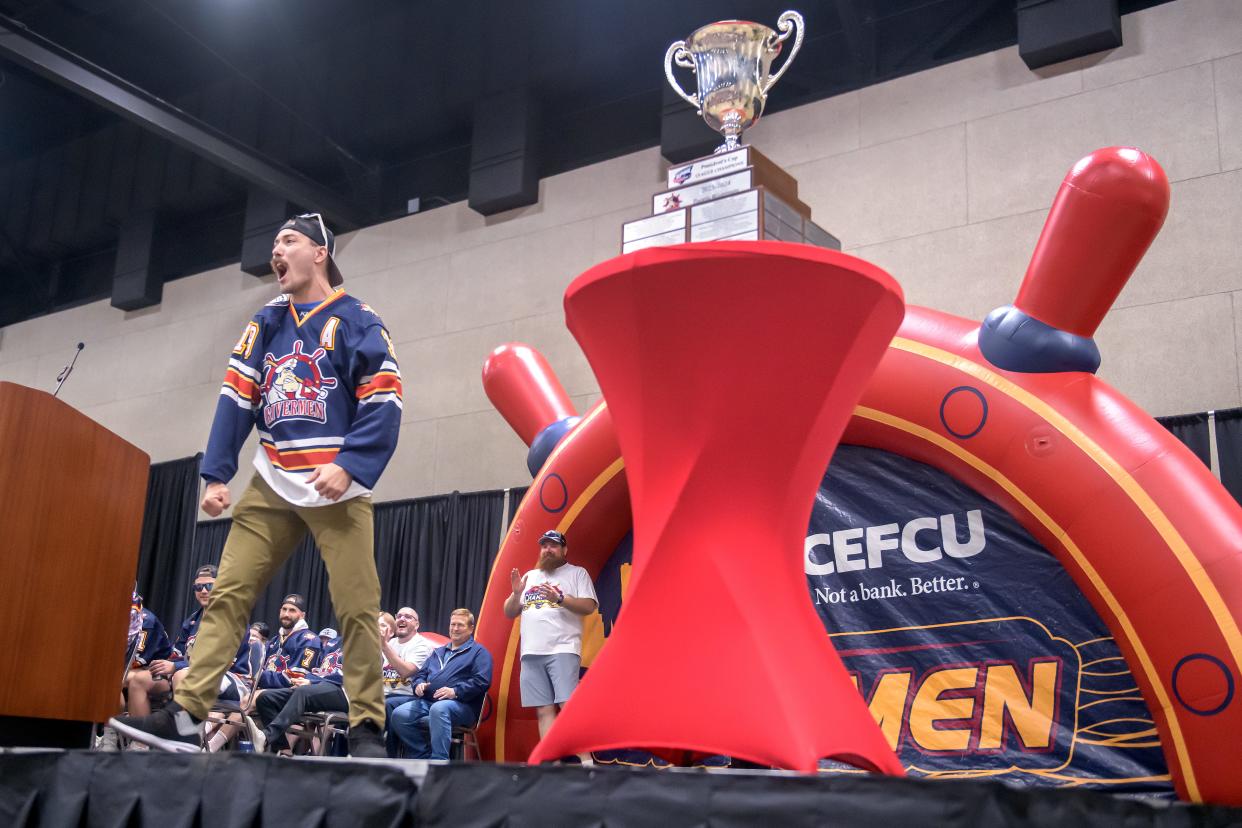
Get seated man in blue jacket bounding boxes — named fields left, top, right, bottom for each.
left=389, top=608, right=492, bottom=760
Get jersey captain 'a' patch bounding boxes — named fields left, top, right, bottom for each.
left=260, top=340, right=338, bottom=428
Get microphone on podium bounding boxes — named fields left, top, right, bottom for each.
left=53, top=342, right=85, bottom=398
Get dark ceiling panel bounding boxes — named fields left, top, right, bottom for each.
left=50, top=135, right=89, bottom=249
left=104, top=121, right=139, bottom=224
left=28, top=147, right=63, bottom=254
left=4, top=155, right=36, bottom=252
left=77, top=127, right=114, bottom=239
left=0, top=0, right=1175, bottom=326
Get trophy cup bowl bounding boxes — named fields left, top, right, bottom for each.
left=665, top=11, right=804, bottom=153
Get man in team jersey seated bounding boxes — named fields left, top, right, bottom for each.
left=256, top=594, right=324, bottom=692
left=161, top=565, right=262, bottom=697
left=254, top=629, right=346, bottom=754
left=122, top=593, right=174, bottom=724
left=163, top=565, right=220, bottom=685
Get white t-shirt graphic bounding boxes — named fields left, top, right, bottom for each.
left=518, top=563, right=598, bottom=656
left=382, top=633, right=436, bottom=695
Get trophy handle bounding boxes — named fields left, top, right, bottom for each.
left=763, top=10, right=805, bottom=95
left=664, top=41, right=700, bottom=112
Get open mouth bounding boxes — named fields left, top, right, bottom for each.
left=272, top=259, right=289, bottom=278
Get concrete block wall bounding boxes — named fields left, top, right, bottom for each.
left=1, top=0, right=1238, bottom=517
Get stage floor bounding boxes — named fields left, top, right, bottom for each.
left=2, top=749, right=1238, bottom=827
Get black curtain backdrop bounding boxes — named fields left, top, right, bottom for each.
left=1155, top=412, right=1212, bottom=468
left=508, top=486, right=529, bottom=525
left=186, top=490, right=508, bottom=635
left=133, top=455, right=203, bottom=629
left=1213, top=408, right=1242, bottom=506
left=373, top=492, right=508, bottom=634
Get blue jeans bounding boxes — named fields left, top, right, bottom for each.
left=389, top=698, right=476, bottom=760
left=385, top=693, right=415, bottom=756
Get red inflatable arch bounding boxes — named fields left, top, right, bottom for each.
left=472, top=148, right=1242, bottom=805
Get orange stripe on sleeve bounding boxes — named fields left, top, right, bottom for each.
left=223, top=368, right=259, bottom=402
left=356, top=372, right=403, bottom=400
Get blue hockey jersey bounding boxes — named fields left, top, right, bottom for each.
left=132, top=609, right=173, bottom=667
left=171, top=606, right=256, bottom=675
left=202, top=290, right=402, bottom=506
left=308, top=638, right=344, bottom=687
left=259, top=623, right=323, bottom=688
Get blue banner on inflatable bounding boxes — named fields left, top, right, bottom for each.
left=808, top=445, right=1171, bottom=793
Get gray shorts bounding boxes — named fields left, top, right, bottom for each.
left=520, top=653, right=581, bottom=707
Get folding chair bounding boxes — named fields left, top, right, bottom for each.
left=446, top=694, right=492, bottom=761
left=204, top=640, right=266, bottom=751
left=289, top=710, right=350, bottom=756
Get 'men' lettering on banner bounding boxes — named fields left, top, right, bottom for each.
left=806, top=446, right=1171, bottom=793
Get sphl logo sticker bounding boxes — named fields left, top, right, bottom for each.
left=261, top=340, right=337, bottom=427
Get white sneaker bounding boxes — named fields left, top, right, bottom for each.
left=108, top=701, right=203, bottom=754
left=96, top=727, right=119, bottom=752
left=251, top=726, right=267, bottom=754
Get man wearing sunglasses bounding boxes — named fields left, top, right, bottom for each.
left=159, top=565, right=220, bottom=684
left=163, top=565, right=259, bottom=694
left=111, top=213, right=401, bottom=758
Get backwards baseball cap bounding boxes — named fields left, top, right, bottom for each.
left=539, top=530, right=567, bottom=546
left=277, top=212, right=344, bottom=288
left=194, top=564, right=218, bottom=579
left=281, top=593, right=307, bottom=612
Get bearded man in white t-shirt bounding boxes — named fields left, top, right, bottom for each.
left=503, top=530, right=598, bottom=758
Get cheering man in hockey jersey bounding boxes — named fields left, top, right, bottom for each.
left=111, top=213, right=401, bottom=757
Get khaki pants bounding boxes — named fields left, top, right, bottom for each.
left=174, top=474, right=384, bottom=727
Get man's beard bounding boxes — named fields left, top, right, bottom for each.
left=538, top=553, right=565, bottom=572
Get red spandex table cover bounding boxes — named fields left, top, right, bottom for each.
left=527, top=241, right=907, bottom=773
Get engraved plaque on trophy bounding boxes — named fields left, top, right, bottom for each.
left=653, top=170, right=754, bottom=214
left=622, top=209, right=689, bottom=255
left=666, top=146, right=800, bottom=202
left=657, top=146, right=806, bottom=216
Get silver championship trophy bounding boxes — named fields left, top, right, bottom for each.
left=620, top=8, right=839, bottom=255
left=664, top=11, right=805, bottom=154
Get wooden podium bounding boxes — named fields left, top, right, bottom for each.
left=0, top=382, right=149, bottom=738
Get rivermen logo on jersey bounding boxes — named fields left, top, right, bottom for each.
left=260, top=340, right=337, bottom=427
